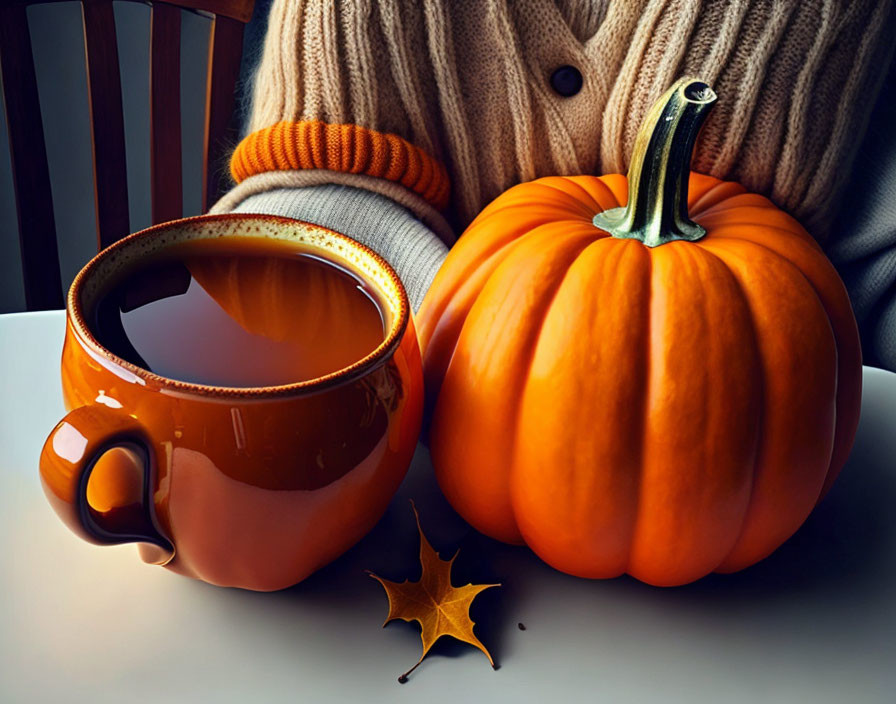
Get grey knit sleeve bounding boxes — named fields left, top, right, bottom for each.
left=229, top=185, right=448, bottom=312
left=828, top=70, right=896, bottom=372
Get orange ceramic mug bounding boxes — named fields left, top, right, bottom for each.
left=39, top=214, right=423, bottom=591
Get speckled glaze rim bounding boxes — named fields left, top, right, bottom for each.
left=67, top=213, right=410, bottom=398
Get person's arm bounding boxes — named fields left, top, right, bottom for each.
left=828, top=64, right=896, bottom=371
left=219, top=184, right=448, bottom=312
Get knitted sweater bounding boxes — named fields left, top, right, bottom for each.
left=214, top=0, right=896, bottom=368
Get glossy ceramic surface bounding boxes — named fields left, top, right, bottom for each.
left=39, top=214, right=424, bottom=591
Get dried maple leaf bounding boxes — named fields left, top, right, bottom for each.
left=368, top=502, right=500, bottom=682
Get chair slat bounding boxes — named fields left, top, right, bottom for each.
left=202, top=14, right=244, bottom=212
left=2, top=1, right=254, bottom=23
left=0, top=2, right=64, bottom=310
left=150, top=3, right=182, bottom=224
left=81, top=0, right=130, bottom=249
left=161, top=0, right=254, bottom=24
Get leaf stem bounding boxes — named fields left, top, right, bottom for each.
left=398, top=658, right=424, bottom=683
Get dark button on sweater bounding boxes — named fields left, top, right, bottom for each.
left=550, top=66, right=583, bottom=97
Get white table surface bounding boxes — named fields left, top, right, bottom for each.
left=2, top=310, right=895, bottom=703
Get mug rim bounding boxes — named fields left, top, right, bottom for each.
left=67, top=213, right=411, bottom=398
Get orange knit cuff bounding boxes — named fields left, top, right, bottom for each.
left=230, top=121, right=451, bottom=211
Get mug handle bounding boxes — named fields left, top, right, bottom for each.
left=39, top=404, right=174, bottom=560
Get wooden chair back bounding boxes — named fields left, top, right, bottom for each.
left=0, top=0, right=255, bottom=310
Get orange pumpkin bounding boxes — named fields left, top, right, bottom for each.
left=417, top=78, right=862, bottom=586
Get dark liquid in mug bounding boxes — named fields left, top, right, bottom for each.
left=92, top=237, right=387, bottom=387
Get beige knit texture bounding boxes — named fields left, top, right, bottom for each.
left=245, top=0, right=895, bottom=238
left=210, top=169, right=456, bottom=243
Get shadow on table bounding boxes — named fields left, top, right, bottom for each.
left=212, top=396, right=896, bottom=670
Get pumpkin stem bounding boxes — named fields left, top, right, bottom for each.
left=593, top=77, right=717, bottom=247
